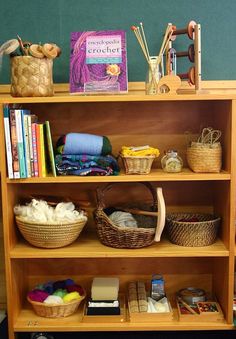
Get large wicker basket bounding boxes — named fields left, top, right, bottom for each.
left=166, top=213, right=221, bottom=247
left=94, top=182, right=165, bottom=249
left=27, top=293, right=85, bottom=318
left=15, top=216, right=87, bottom=248
left=10, top=56, right=54, bottom=97
left=120, top=155, right=156, bottom=174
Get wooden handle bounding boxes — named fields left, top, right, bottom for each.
left=154, top=187, right=166, bottom=242
left=115, top=207, right=158, bottom=217
left=177, top=297, right=197, bottom=314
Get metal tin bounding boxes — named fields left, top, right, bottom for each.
left=177, top=287, right=206, bottom=304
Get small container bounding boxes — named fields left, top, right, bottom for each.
left=151, top=274, right=165, bottom=301
left=145, top=56, right=161, bottom=95
left=161, top=150, right=183, bottom=173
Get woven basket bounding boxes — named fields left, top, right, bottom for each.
left=120, top=155, right=156, bottom=174
left=166, top=213, right=221, bottom=247
left=27, top=293, right=85, bottom=318
left=15, top=216, right=87, bottom=248
left=94, top=182, right=159, bottom=249
left=10, top=56, right=54, bottom=97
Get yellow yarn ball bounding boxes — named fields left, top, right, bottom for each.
left=63, top=291, right=81, bottom=303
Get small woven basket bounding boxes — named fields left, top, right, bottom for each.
left=15, top=216, right=87, bottom=248
left=186, top=127, right=222, bottom=173
left=166, top=213, right=221, bottom=247
left=94, top=182, right=158, bottom=249
left=120, top=155, right=156, bottom=174
left=27, top=294, right=85, bottom=318
left=186, top=143, right=222, bottom=173
left=10, top=56, right=54, bottom=97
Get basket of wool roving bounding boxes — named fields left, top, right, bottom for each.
left=14, top=199, right=88, bottom=248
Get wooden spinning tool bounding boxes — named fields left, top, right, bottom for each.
left=178, top=66, right=195, bottom=85
left=172, top=20, right=197, bottom=40
left=157, top=75, right=181, bottom=94
left=176, top=44, right=195, bottom=63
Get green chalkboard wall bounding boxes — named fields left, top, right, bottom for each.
left=1, top=0, right=236, bottom=84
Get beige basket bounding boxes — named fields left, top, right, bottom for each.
left=27, top=293, right=85, bottom=318
left=121, top=155, right=156, bottom=174
left=15, top=215, right=87, bottom=248
left=186, top=143, right=222, bottom=173
left=166, top=213, right=221, bottom=247
left=10, top=56, right=54, bottom=97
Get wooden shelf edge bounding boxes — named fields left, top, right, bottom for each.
left=5, top=169, right=231, bottom=184
left=13, top=307, right=232, bottom=332
left=9, top=235, right=229, bottom=259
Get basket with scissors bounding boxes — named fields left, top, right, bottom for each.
left=186, top=127, right=222, bottom=173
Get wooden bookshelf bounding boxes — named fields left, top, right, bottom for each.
left=0, top=82, right=236, bottom=338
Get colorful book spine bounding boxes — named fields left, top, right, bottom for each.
left=27, top=114, right=38, bottom=177
left=3, top=105, right=14, bottom=179
left=39, top=124, right=47, bottom=177
left=31, top=122, right=39, bottom=177
left=15, top=109, right=26, bottom=178
left=21, top=110, right=31, bottom=178
left=9, top=109, right=20, bottom=179
left=44, top=121, right=56, bottom=177
left=36, top=124, right=42, bottom=177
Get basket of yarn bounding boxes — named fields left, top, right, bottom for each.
left=27, top=278, right=86, bottom=318
left=186, top=127, right=222, bottom=173
left=94, top=182, right=166, bottom=249
left=166, top=213, right=221, bottom=247
left=14, top=198, right=88, bottom=248
left=120, top=145, right=160, bottom=174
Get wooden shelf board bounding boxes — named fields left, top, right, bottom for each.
left=6, top=169, right=231, bottom=184
left=10, top=233, right=229, bottom=259
left=14, top=306, right=232, bottom=332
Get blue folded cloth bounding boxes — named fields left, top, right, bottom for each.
left=55, top=154, right=119, bottom=176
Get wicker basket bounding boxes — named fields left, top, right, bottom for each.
left=120, top=155, right=156, bottom=174
left=15, top=216, right=87, bottom=248
left=27, top=293, right=85, bottom=318
left=186, top=143, right=222, bottom=173
left=10, top=56, right=54, bottom=97
left=94, top=182, right=160, bottom=249
left=166, top=213, right=221, bottom=247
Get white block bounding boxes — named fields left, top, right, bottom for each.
left=91, top=277, right=119, bottom=301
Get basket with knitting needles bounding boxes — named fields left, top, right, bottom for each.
left=10, top=56, right=54, bottom=97
left=186, top=127, right=222, bottom=173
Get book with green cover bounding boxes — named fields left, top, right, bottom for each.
left=44, top=121, right=56, bottom=177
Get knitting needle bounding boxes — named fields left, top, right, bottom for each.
left=17, top=34, right=26, bottom=55
left=140, top=22, right=150, bottom=61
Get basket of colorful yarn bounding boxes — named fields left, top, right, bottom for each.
left=120, top=146, right=160, bottom=174
left=27, top=278, right=86, bottom=318
left=14, top=199, right=88, bottom=248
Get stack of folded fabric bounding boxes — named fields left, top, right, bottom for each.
left=55, top=133, right=119, bottom=176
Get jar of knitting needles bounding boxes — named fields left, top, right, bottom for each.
left=145, top=56, right=161, bottom=95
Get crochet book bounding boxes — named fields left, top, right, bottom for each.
left=70, top=30, right=128, bottom=94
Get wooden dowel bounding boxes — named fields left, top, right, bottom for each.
left=177, top=297, right=197, bottom=314
left=115, top=207, right=158, bottom=217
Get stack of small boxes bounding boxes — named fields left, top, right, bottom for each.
left=128, top=281, right=148, bottom=313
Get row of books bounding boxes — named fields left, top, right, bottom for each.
left=4, top=105, right=56, bottom=179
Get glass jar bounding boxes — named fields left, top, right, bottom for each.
left=145, top=56, right=161, bottom=95
left=161, top=150, right=183, bottom=173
